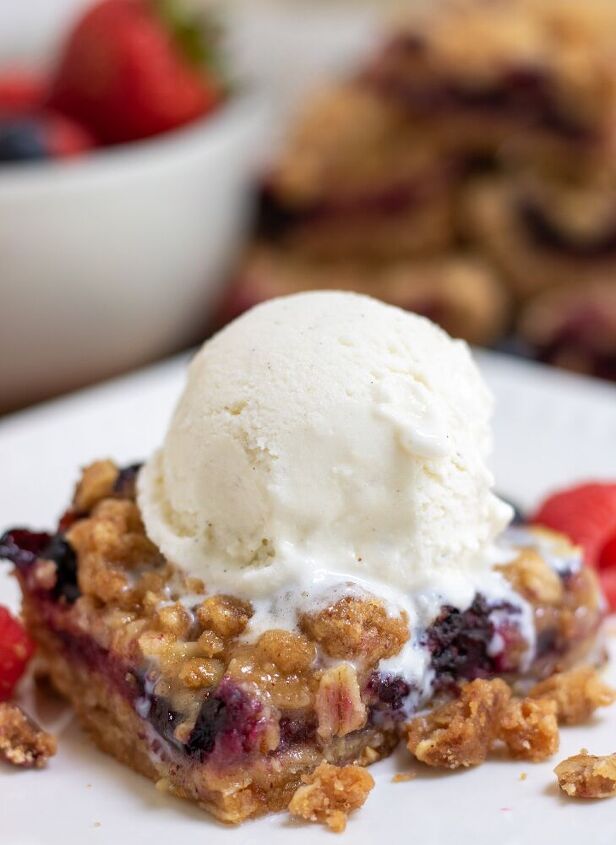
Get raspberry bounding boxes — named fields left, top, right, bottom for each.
left=532, top=483, right=616, bottom=569
left=599, top=534, right=616, bottom=571
left=599, top=569, right=616, bottom=612
left=0, top=607, right=35, bottom=701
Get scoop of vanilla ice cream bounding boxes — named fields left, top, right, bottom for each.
left=138, top=291, right=511, bottom=599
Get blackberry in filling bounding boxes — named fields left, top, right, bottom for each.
left=365, top=673, right=411, bottom=712
left=426, top=596, right=522, bottom=691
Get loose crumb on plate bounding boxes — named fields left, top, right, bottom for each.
left=519, top=772, right=527, bottom=781
left=288, top=762, right=374, bottom=833
left=406, top=678, right=511, bottom=768
left=391, top=772, right=416, bottom=783
left=406, top=677, right=565, bottom=768
left=0, top=702, right=57, bottom=768
left=555, top=751, right=616, bottom=799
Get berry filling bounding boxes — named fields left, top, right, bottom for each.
left=257, top=170, right=451, bottom=241
left=370, top=39, right=596, bottom=142
left=518, top=198, right=616, bottom=257
left=425, top=596, right=524, bottom=691
left=113, top=463, right=143, bottom=498
left=1, top=529, right=79, bottom=603
left=365, top=673, right=411, bottom=712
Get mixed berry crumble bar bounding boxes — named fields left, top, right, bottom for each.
left=364, top=0, right=616, bottom=165
left=0, top=469, right=605, bottom=820
left=259, top=83, right=457, bottom=260
left=1, top=292, right=609, bottom=825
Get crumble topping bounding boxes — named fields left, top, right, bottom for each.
left=299, top=595, right=409, bottom=664
left=68, top=499, right=163, bottom=606
left=498, top=547, right=564, bottom=605
left=530, top=666, right=616, bottom=724
left=555, top=751, right=616, bottom=799
left=406, top=678, right=511, bottom=768
left=195, top=595, right=252, bottom=638
left=73, top=460, right=118, bottom=513
left=288, top=761, right=375, bottom=833
left=0, top=702, right=57, bottom=768
left=253, top=629, right=316, bottom=675
left=498, top=697, right=559, bottom=761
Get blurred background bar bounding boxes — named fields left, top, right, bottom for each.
left=0, top=0, right=614, bottom=414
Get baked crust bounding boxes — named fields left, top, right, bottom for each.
left=0, top=702, right=57, bottom=768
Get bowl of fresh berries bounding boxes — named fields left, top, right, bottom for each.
left=0, top=0, right=266, bottom=411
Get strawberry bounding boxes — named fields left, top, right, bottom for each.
left=599, top=569, right=616, bottom=612
left=49, top=0, right=221, bottom=144
left=532, top=482, right=616, bottom=570
left=0, top=70, right=46, bottom=116
left=599, top=533, right=616, bottom=570
left=0, top=606, right=35, bottom=701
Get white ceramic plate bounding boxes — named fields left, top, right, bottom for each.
left=2, top=350, right=616, bottom=845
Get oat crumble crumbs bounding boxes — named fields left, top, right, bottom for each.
left=73, top=460, right=118, bottom=513
left=392, top=772, right=416, bottom=783
left=530, top=666, right=616, bottom=725
left=498, top=697, right=559, bottom=762
left=519, top=772, right=528, bottom=781
left=0, top=702, right=57, bottom=768
left=407, top=678, right=565, bottom=768
left=497, top=547, right=564, bottom=605
left=288, top=762, right=374, bottom=833
left=300, top=596, right=409, bottom=664
left=406, top=678, right=511, bottom=768
left=555, top=751, right=616, bottom=799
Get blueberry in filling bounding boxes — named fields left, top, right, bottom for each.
left=149, top=694, right=182, bottom=748
left=45, top=535, right=80, bottom=602
left=0, top=529, right=52, bottom=570
left=0, top=528, right=80, bottom=602
left=186, top=696, right=228, bottom=758
left=185, top=680, right=266, bottom=761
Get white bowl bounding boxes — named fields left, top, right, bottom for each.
left=0, top=96, right=267, bottom=410
left=0, top=0, right=268, bottom=410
